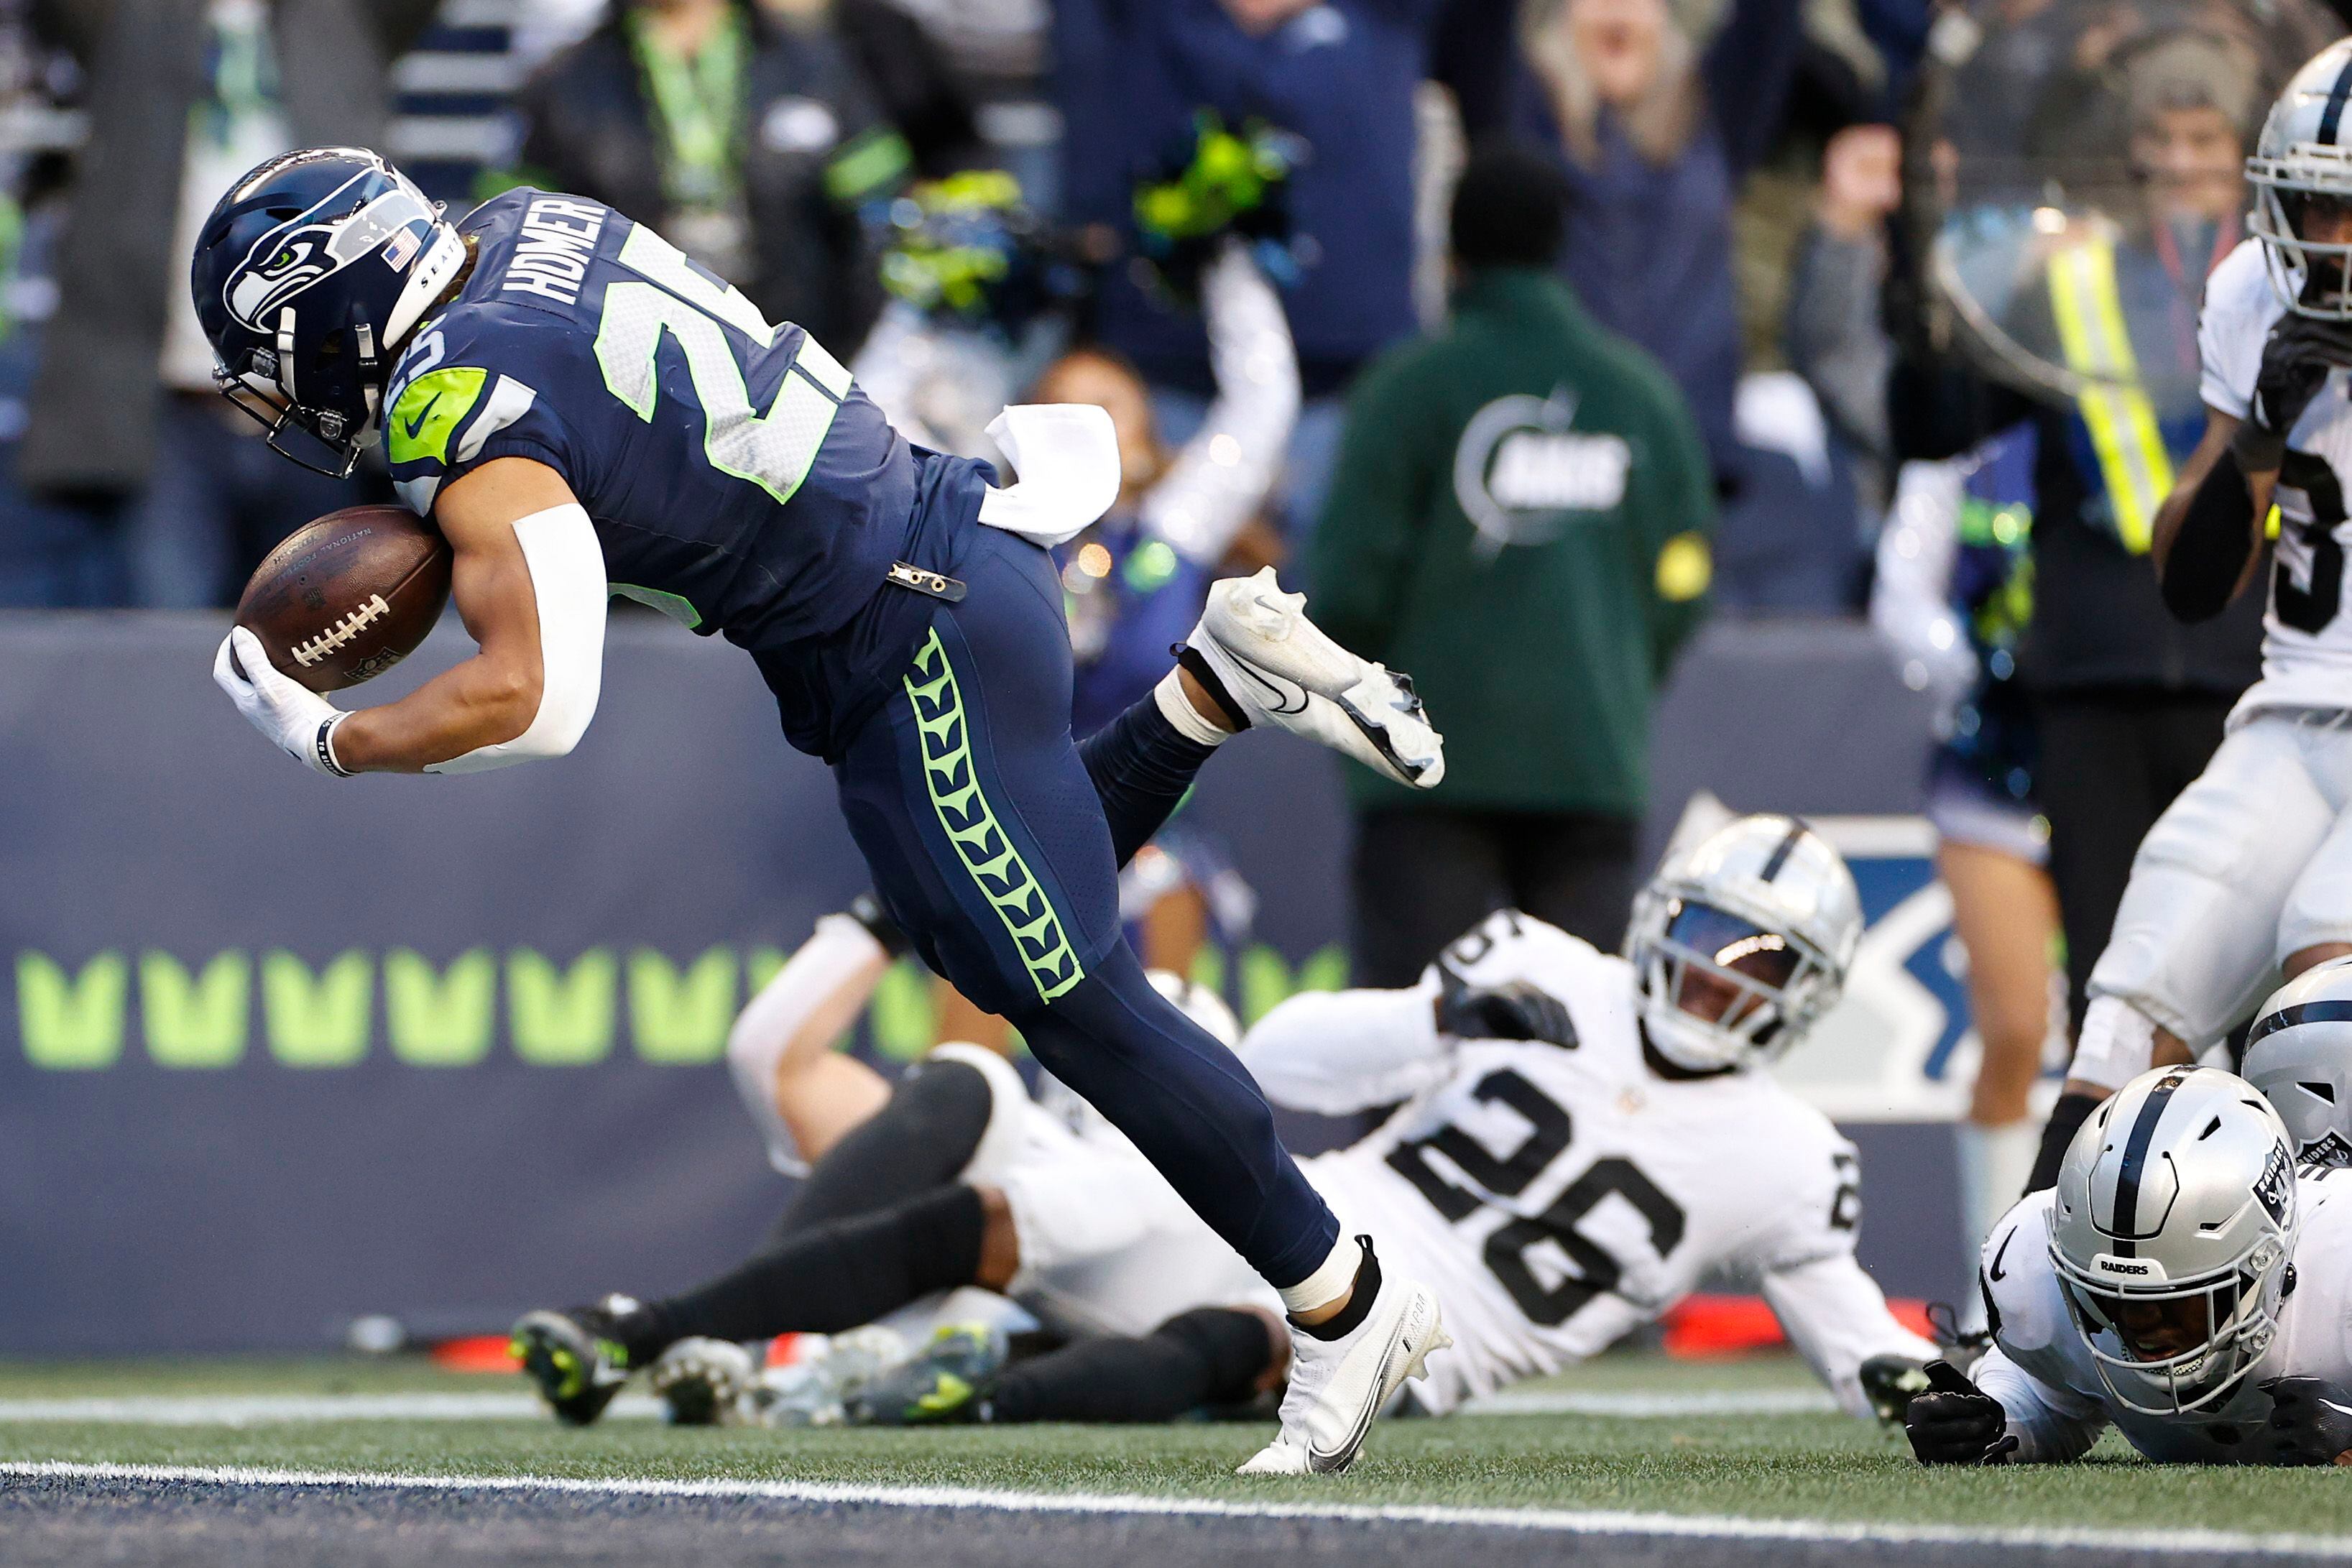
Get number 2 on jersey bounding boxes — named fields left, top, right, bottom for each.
left=1385, top=1069, right=1687, bottom=1327
left=593, top=226, right=854, bottom=507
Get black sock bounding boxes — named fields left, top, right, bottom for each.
left=1078, top=693, right=1219, bottom=868
left=1291, top=1237, right=1378, bottom=1342
left=1173, top=645, right=1250, bottom=731
left=982, top=1308, right=1276, bottom=1424
left=632, top=1184, right=984, bottom=1357
left=770, top=1058, right=995, bottom=1242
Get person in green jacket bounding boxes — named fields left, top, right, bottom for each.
left=1311, top=143, right=1715, bottom=985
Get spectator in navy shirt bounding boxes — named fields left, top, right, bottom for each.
left=1517, top=0, right=1806, bottom=474
left=1054, top=0, right=1504, bottom=550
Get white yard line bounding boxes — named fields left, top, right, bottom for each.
left=1, top=1459, right=2347, bottom=1558
left=0, top=1388, right=1827, bottom=1426
left=0, top=1393, right=666, bottom=1426
left=1462, top=1388, right=1839, bottom=1416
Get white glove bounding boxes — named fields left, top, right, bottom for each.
left=213, top=626, right=352, bottom=778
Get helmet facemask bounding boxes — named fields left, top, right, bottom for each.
left=1631, top=896, right=1842, bottom=1072
left=213, top=323, right=381, bottom=479
left=2249, top=142, right=2352, bottom=319
left=2053, top=1238, right=2289, bottom=1415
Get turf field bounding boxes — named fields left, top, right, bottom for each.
left=2, top=1351, right=2348, bottom=1567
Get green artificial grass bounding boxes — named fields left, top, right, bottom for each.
left=2, top=1352, right=2349, bottom=1539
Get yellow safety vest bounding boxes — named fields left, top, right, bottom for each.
left=2047, top=238, right=2171, bottom=554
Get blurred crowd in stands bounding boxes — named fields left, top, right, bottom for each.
left=0, top=0, right=2166, bottom=614
left=5, top=0, right=2349, bottom=1266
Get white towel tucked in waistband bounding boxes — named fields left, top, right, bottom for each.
left=975, top=403, right=1122, bottom=549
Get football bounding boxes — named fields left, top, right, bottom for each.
left=234, top=505, right=453, bottom=693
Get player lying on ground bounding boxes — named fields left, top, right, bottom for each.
left=512, top=814, right=1939, bottom=1428
left=2039, top=38, right=2352, bottom=1184
left=1905, top=1059, right=2352, bottom=1466
left=192, top=149, right=1449, bottom=1474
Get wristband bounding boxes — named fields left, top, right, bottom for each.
left=315, top=714, right=355, bottom=778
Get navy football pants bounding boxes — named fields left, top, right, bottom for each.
left=831, top=527, right=1342, bottom=1289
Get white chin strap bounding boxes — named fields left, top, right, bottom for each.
left=385, top=223, right=467, bottom=347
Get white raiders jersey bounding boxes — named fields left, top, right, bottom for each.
left=1977, top=1170, right=2352, bottom=1463
left=2200, top=238, right=2352, bottom=719
left=1249, top=911, right=1934, bottom=1416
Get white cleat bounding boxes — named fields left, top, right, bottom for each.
left=648, top=1337, right=760, bottom=1426
left=1184, top=567, right=1445, bottom=789
left=1237, top=1245, right=1449, bottom=1477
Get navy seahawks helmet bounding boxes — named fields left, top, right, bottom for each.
left=190, top=147, right=466, bottom=476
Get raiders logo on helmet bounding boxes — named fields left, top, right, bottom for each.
left=2256, top=1140, right=2296, bottom=1225
left=2300, top=1128, right=2352, bottom=1168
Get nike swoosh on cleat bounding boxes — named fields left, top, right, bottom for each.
left=2321, top=1398, right=2352, bottom=1419
left=1308, top=1347, right=1399, bottom=1472
left=1306, top=1303, right=1429, bottom=1473
left=1235, top=663, right=1310, bottom=716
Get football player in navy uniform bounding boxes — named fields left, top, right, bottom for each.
left=190, top=147, right=1449, bottom=1475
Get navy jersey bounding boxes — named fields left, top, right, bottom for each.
left=383, top=189, right=954, bottom=656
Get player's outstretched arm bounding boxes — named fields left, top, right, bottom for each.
left=1237, top=984, right=1456, bottom=1116
left=2153, top=407, right=2270, bottom=624
left=1758, top=1253, right=1938, bottom=1420
left=727, top=908, right=898, bottom=1174
left=333, top=457, right=607, bottom=774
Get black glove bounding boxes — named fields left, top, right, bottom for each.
left=1904, top=1360, right=2019, bottom=1465
left=2235, top=310, right=2352, bottom=471
left=1859, top=1355, right=1932, bottom=1426
left=1434, top=976, right=1577, bottom=1048
left=847, top=892, right=912, bottom=959
left=2261, top=1375, right=2352, bottom=1466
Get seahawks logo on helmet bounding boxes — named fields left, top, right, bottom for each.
left=223, top=173, right=436, bottom=333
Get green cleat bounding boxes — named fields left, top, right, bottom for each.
left=511, top=1295, right=645, bottom=1426
left=846, top=1322, right=1008, bottom=1426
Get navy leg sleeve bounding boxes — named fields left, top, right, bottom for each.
left=1078, top=695, right=1219, bottom=868
left=829, top=527, right=1339, bottom=1288
left=1013, top=943, right=1339, bottom=1287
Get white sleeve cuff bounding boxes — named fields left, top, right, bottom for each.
left=426, top=502, right=607, bottom=774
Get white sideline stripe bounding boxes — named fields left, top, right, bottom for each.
left=0, top=1393, right=665, bottom=1426
left=1463, top=1389, right=1839, bottom=1416
left=0, top=1389, right=1829, bottom=1426
left=2, top=1459, right=2348, bottom=1558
